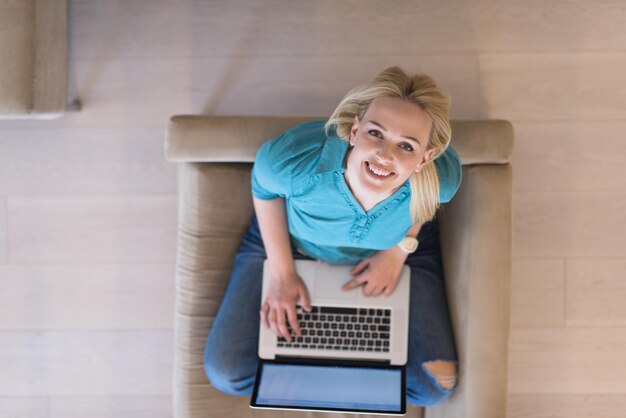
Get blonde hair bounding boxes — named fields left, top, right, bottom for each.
left=325, top=66, right=452, bottom=225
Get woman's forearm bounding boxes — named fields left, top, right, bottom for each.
left=406, top=223, right=422, bottom=239
left=253, top=196, right=297, bottom=278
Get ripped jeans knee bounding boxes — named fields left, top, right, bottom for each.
left=406, top=359, right=458, bottom=406
left=423, top=360, right=458, bottom=391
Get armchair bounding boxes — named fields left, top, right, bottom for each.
left=164, top=116, right=513, bottom=418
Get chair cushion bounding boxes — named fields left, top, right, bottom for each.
left=174, top=162, right=427, bottom=418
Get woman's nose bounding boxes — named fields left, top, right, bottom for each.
left=375, top=142, right=394, bottom=162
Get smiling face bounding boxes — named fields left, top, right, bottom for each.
left=344, top=96, right=437, bottom=207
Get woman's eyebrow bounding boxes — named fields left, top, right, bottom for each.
left=368, top=120, right=422, bottom=145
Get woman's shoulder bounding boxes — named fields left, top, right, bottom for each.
left=288, top=119, right=331, bottom=151
left=266, top=119, right=331, bottom=169
left=434, top=145, right=462, bottom=203
left=252, top=120, right=332, bottom=199
left=287, top=119, right=328, bottom=136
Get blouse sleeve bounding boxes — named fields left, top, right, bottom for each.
left=435, top=145, right=462, bottom=203
left=251, top=132, right=294, bottom=200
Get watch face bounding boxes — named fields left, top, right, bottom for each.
left=401, top=237, right=418, bottom=252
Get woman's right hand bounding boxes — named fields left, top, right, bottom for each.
left=260, top=269, right=312, bottom=343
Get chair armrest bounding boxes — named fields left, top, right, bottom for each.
left=173, top=163, right=258, bottom=417
left=431, top=164, right=512, bottom=418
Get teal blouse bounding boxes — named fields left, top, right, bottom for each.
left=251, top=120, right=461, bottom=265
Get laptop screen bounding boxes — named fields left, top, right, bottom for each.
left=251, top=360, right=405, bottom=414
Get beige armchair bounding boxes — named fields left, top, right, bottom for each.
left=164, top=116, right=513, bottom=418
left=0, top=0, right=74, bottom=119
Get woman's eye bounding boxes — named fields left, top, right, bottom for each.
left=368, top=129, right=382, bottom=138
left=400, top=143, right=414, bottom=152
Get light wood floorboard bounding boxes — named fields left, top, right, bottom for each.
left=67, top=0, right=482, bottom=58
left=509, top=327, right=626, bottom=394
left=69, top=0, right=626, bottom=59
left=0, top=196, right=6, bottom=264
left=508, top=394, right=626, bottom=418
left=566, top=259, right=626, bottom=327
left=0, top=127, right=176, bottom=195
left=511, top=122, right=626, bottom=192
left=50, top=396, right=172, bottom=418
left=0, top=397, right=48, bottom=418
left=0, top=264, right=175, bottom=330
left=2, top=54, right=480, bottom=129
left=465, top=0, right=626, bottom=53
left=513, top=191, right=626, bottom=258
left=0, top=396, right=175, bottom=418
left=7, top=195, right=177, bottom=264
left=0, top=331, right=173, bottom=396
left=479, top=53, right=626, bottom=121
left=511, top=259, right=565, bottom=328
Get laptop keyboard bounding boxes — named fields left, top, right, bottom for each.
left=277, top=305, right=391, bottom=353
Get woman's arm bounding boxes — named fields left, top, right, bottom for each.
left=253, top=196, right=296, bottom=277
left=405, top=223, right=422, bottom=240
left=254, top=197, right=312, bottom=342
left=342, top=223, right=422, bottom=296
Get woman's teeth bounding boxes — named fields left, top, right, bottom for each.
left=367, top=162, right=392, bottom=177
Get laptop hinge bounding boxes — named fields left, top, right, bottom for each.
left=273, top=355, right=392, bottom=367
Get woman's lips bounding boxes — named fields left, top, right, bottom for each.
left=365, top=161, right=394, bottom=179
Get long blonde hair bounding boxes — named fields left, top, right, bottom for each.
left=325, top=66, right=452, bottom=225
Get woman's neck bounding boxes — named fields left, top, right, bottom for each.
left=343, top=146, right=397, bottom=212
left=343, top=169, right=396, bottom=212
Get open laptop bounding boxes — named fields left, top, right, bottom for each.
left=251, top=259, right=411, bottom=415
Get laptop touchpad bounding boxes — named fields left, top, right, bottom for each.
left=312, top=265, right=358, bottom=301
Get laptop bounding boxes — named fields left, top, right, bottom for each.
left=250, top=259, right=411, bottom=415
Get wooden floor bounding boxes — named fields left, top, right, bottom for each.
left=1, top=1, right=626, bottom=417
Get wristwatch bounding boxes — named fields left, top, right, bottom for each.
left=397, top=236, right=419, bottom=253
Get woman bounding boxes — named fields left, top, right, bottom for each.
left=204, top=66, right=460, bottom=406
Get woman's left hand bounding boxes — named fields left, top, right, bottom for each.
left=341, top=247, right=408, bottom=297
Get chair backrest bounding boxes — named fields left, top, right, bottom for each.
left=165, top=115, right=513, bottom=165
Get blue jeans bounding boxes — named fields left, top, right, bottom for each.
left=204, top=213, right=458, bottom=406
